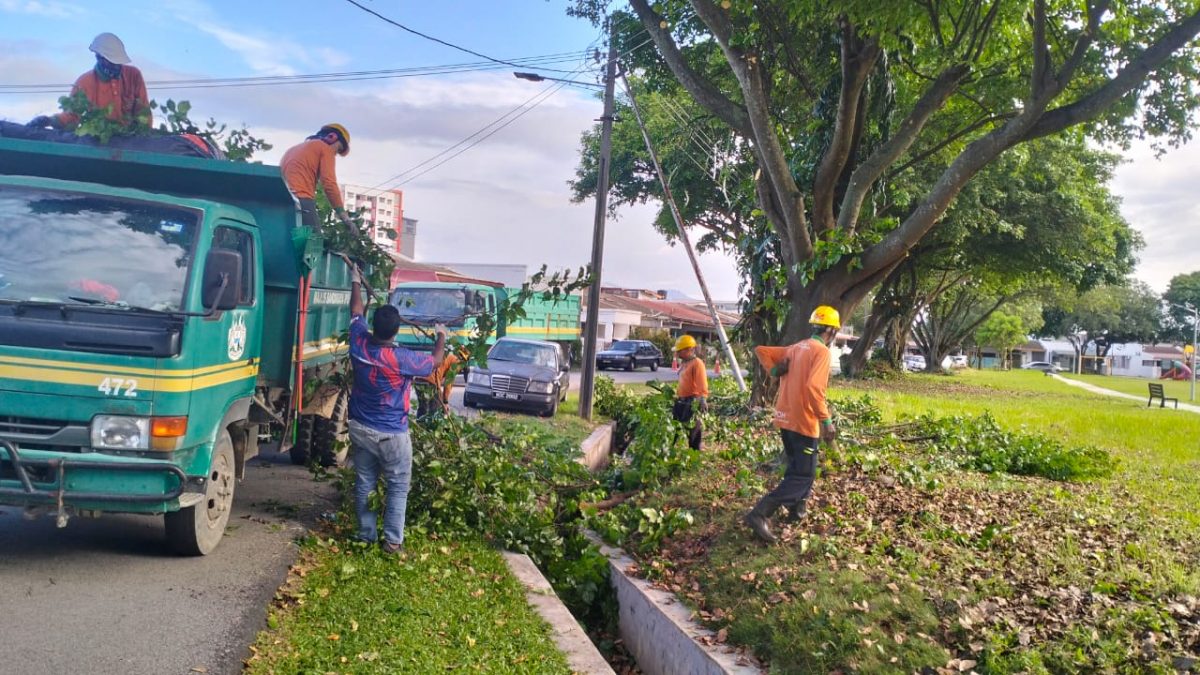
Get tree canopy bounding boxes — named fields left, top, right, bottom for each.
left=568, top=0, right=1200, bottom=349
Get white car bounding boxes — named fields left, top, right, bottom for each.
left=902, top=354, right=926, bottom=372
left=1021, top=361, right=1064, bottom=373
left=950, top=354, right=969, bottom=368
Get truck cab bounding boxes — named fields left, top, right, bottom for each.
left=0, top=138, right=354, bottom=555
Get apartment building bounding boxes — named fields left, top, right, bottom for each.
left=340, top=184, right=410, bottom=254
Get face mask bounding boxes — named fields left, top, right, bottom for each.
left=95, top=56, right=122, bottom=81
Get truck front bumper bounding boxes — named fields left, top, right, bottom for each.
left=0, top=440, right=188, bottom=519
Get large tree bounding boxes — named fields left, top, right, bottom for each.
left=1163, top=270, right=1200, bottom=342
left=1041, top=281, right=1163, bottom=371
left=569, top=0, right=1200, bottom=350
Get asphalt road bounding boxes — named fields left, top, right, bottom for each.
left=0, top=447, right=337, bottom=675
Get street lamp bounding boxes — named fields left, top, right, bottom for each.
left=513, top=40, right=616, bottom=420
left=513, top=72, right=603, bottom=88
left=1171, top=302, right=1198, bottom=402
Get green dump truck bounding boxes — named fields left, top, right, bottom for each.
left=0, top=137, right=357, bottom=555
left=389, top=281, right=581, bottom=361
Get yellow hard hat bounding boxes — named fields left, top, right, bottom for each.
left=320, top=123, right=351, bottom=156
left=809, top=305, right=841, bottom=329
left=673, top=334, right=697, bottom=352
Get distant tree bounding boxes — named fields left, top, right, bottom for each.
left=1163, top=271, right=1200, bottom=342
left=1041, top=282, right=1163, bottom=371
left=975, top=311, right=1027, bottom=369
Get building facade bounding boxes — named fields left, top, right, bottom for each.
left=340, top=184, right=411, bottom=254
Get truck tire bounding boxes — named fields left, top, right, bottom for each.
left=289, top=414, right=317, bottom=465
left=166, top=429, right=235, bottom=556
left=313, top=392, right=349, bottom=468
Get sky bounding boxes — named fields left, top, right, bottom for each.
left=0, top=0, right=1195, bottom=302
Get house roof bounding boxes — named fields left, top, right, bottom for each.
left=389, top=255, right=505, bottom=288
left=585, top=293, right=738, bottom=328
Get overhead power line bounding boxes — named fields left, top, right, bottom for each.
left=341, top=0, right=578, bottom=74
left=0, top=52, right=590, bottom=95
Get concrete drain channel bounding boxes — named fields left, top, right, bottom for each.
left=503, top=422, right=763, bottom=675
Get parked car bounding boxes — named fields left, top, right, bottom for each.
left=596, top=339, right=662, bottom=371
left=463, top=337, right=570, bottom=417
left=902, top=354, right=927, bottom=372
left=1021, top=361, right=1064, bottom=373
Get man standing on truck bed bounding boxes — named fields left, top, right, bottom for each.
left=280, top=124, right=356, bottom=232
left=346, top=261, right=446, bottom=553
left=27, top=33, right=151, bottom=131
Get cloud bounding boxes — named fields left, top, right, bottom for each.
left=1111, top=139, right=1200, bottom=292
left=0, top=0, right=82, bottom=19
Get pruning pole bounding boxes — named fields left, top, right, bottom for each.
left=619, top=71, right=746, bottom=392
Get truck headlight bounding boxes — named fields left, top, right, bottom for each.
left=528, top=380, right=555, bottom=394
left=91, top=415, right=150, bottom=450
left=467, top=371, right=491, bottom=386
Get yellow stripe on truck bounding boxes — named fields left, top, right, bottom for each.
left=0, top=354, right=258, bottom=379
left=0, top=361, right=258, bottom=393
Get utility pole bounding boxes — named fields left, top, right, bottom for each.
left=578, top=26, right=619, bottom=421
left=619, top=72, right=746, bottom=392
left=1174, top=302, right=1198, bottom=402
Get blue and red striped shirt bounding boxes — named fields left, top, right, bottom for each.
left=347, top=315, right=435, bottom=433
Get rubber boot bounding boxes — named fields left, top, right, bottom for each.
left=743, top=504, right=777, bottom=543
left=780, top=500, right=807, bottom=524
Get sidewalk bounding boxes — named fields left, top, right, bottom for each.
left=1050, top=374, right=1200, bottom=414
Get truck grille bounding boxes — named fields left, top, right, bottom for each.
left=0, top=416, right=70, bottom=438
left=490, top=374, right=529, bottom=394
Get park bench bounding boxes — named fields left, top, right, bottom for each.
left=1147, top=383, right=1179, bottom=409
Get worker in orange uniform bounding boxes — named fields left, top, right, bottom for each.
left=418, top=347, right=467, bottom=416
left=280, top=124, right=355, bottom=233
left=672, top=334, right=708, bottom=451
left=27, top=33, right=151, bottom=131
left=743, top=306, right=841, bottom=543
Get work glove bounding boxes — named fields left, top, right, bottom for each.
left=820, top=421, right=838, bottom=443
left=338, top=210, right=357, bottom=230
left=26, top=115, right=56, bottom=129
left=698, top=398, right=709, bottom=413
left=433, top=323, right=449, bottom=339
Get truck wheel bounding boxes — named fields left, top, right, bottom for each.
left=313, top=392, right=349, bottom=468
left=289, top=414, right=316, bottom=465
left=166, top=429, right=235, bottom=556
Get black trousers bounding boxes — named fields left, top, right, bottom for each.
left=672, top=398, right=703, bottom=451
left=297, top=197, right=320, bottom=232
left=752, top=429, right=819, bottom=517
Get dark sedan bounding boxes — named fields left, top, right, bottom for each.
left=596, top=339, right=662, bottom=372
left=463, top=337, right=570, bottom=417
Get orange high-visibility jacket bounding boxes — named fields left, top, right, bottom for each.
left=676, top=357, right=709, bottom=399
left=280, top=139, right=345, bottom=209
left=755, top=339, right=831, bottom=437
left=55, top=66, right=152, bottom=129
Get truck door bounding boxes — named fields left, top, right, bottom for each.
left=207, top=224, right=260, bottom=377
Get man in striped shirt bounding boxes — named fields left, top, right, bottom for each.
left=744, top=306, right=841, bottom=543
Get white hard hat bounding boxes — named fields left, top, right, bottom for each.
left=89, top=33, right=131, bottom=65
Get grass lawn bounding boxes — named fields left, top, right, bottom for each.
left=1060, top=371, right=1198, bottom=403
left=482, top=390, right=600, bottom=448
left=618, top=369, right=1200, bottom=673
left=246, top=533, right=570, bottom=674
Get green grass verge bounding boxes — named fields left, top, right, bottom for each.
left=483, top=390, right=599, bottom=448
left=614, top=369, right=1200, bottom=672
left=246, top=533, right=570, bottom=674
left=1060, top=372, right=1198, bottom=402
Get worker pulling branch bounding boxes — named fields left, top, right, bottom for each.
left=280, top=123, right=356, bottom=233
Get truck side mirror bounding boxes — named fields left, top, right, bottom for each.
left=202, top=249, right=242, bottom=311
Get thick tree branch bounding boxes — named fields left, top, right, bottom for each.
left=690, top=0, right=813, bottom=260
left=838, top=63, right=970, bottom=232
left=1025, top=7, right=1200, bottom=140
left=628, top=0, right=753, bottom=136
left=813, top=21, right=880, bottom=233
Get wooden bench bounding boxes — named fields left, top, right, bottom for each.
left=1148, top=383, right=1179, bottom=409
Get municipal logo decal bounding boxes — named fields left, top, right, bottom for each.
left=228, top=313, right=247, bottom=361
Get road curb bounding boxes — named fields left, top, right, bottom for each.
left=501, top=551, right=616, bottom=675
left=577, top=421, right=614, bottom=472
left=583, top=530, right=763, bottom=675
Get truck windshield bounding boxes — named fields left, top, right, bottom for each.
left=390, top=287, right=488, bottom=323
left=0, top=186, right=198, bottom=311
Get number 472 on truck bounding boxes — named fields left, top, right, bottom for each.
left=0, top=137, right=358, bottom=555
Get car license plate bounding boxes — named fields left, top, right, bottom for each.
left=495, top=392, right=520, bottom=400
